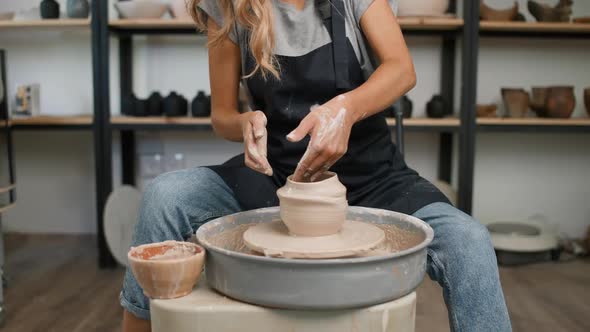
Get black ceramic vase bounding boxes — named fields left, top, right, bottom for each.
left=426, top=95, right=447, bottom=118
left=122, top=94, right=138, bottom=116
left=163, top=92, right=188, bottom=117
left=40, top=0, right=60, bottom=19
left=191, top=91, right=211, bottom=117
left=147, top=92, right=164, bottom=116
left=385, top=95, right=413, bottom=118
left=67, top=0, right=90, bottom=19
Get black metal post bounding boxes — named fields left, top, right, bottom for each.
left=119, top=35, right=136, bottom=186
left=0, top=51, right=15, bottom=204
left=438, top=34, right=456, bottom=184
left=393, top=100, right=404, bottom=155
left=92, top=0, right=116, bottom=267
left=458, top=0, right=480, bottom=214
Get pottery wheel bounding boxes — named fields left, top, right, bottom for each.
left=243, top=220, right=385, bottom=259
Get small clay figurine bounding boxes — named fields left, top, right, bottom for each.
left=528, top=0, right=573, bottom=22
left=40, top=0, right=60, bottom=19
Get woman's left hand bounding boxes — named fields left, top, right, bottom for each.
left=287, top=95, right=358, bottom=182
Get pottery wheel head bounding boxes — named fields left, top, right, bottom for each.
left=242, top=220, right=385, bottom=259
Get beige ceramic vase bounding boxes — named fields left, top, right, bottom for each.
left=128, top=240, right=205, bottom=299
left=277, top=172, right=348, bottom=237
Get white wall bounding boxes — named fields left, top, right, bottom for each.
left=1, top=0, right=589, bottom=237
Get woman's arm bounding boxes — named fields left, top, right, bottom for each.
left=207, top=19, right=273, bottom=175
left=288, top=0, right=416, bottom=181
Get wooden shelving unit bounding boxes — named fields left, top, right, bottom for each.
left=109, top=17, right=463, bottom=34
left=477, top=117, right=590, bottom=132
left=0, top=19, right=90, bottom=30
left=10, top=115, right=93, bottom=130
left=480, top=21, right=590, bottom=38
left=0, top=184, right=16, bottom=194
left=110, top=116, right=461, bottom=132
left=0, top=203, right=15, bottom=213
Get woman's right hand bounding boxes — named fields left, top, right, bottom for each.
left=240, top=111, right=273, bottom=176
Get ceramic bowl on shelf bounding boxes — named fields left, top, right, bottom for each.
left=501, top=88, right=530, bottom=118
left=545, top=86, right=575, bottom=118
left=397, top=0, right=449, bottom=17
left=529, top=87, right=549, bottom=117
left=115, top=0, right=169, bottom=19
left=476, top=104, right=498, bottom=118
left=528, top=0, right=573, bottom=23
left=0, top=12, right=15, bottom=20
left=480, top=1, right=519, bottom=21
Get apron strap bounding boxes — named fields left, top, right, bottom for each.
left=330, top=0, right=350, bottom=90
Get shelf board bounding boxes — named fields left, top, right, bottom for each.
left=0, top=19, right=90, bottom=29
left=0, top=203, right=16, bottom=214
left=109, top=17, right=463, bottom=34
left=0, top=184, right=16, bottom=194
left=480, top=21, right=590, bottom=38
left=111, top=116, right=460, bottom=132
left=477, top=117, right=590, bottom=132
left=11, top=116, right=93, bottom=130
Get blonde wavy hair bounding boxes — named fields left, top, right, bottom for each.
left=189, top=0, right=280, bottom=79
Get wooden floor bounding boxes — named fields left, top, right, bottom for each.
left=1, top=234, right=589, bottom=332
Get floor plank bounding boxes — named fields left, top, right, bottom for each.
left=1, top=234, right=588, bottom=331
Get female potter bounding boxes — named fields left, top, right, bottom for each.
left=120, top=1, right=511, bottom=332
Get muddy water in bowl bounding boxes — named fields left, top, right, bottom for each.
left=128, top=241, right=205, bottom=299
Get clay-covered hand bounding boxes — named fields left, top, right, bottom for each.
left=240, top=111, right=273, bottom=176
left=287, top=95, right=357, bottom=182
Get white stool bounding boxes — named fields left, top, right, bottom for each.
left=151, top=282, right=416, bottom=332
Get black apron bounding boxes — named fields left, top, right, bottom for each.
left=207, top=0, right=449, bottom=214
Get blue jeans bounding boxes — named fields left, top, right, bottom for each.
left=120, top=168, right=511, bottom=331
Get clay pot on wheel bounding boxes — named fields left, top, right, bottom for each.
left=480, top=1, right=519, bottom=21
left=398, top=0, right=449, bottom=17
left=128, top=241, right=205, bottom=299
left=545, top=86, right=575, bottom=118
left=40, top=0, right=60, bottom=19
left=584, top=88, right=590, bottom=117
left=501, top=88, right=530, bottom=117
left=277, top=172, right=348, bottom=237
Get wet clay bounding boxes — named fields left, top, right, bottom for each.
left=243, top=220, right=385, bottom=259
left=277, top=172, right=348, bottom=237
left=207, top=222, right=424, bottom=259
left=128, top=241, right=205, bottom=299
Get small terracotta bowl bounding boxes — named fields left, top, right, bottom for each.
left=128, top=241, right=205, bottom=299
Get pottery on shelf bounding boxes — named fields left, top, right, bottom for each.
left=528, top=0, right=573, bottom=22
left=573, top=17, right=590, bottom=23
left=501, top=88, right=530, bottom=118
left=476, top=104, right=498, bottom=118
left=0, top=12, right=15, bottom=20
left=277, top=172, right=348, bottom=237
left=529, top=87, right=549, bottom=117
left=114, top=0, right=169, bottom=19
left=386, top=95, right=413, bottom=118
left=191, top=91, right=211, bottom=117
left=147, top=92, right=164, bottom=116
left=426, top=95, right=447, bottom=118
left=40, top=0, right=60, bottom=19
left=480, top=1, right=519, bottom=21
left=163, top=92, right=188, bottom=117
left=397, top=0, right=449, bottom=17
left=545, top=86, right=575, bottom=118
left=584, top=88, right=590, bottom=117
left=171, top=0, right=192, bottom=20
left=128, top=241, right=205, bottom=299
left=67, top=0, right=90, bottom=19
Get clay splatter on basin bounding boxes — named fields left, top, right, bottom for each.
left=206, top=222, right=424, bottom=258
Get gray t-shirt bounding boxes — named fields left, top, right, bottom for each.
left=197, top=0, right=398, bottom=79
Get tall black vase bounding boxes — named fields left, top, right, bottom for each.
left=40, top=0, right=60, bottom=19
left=191, top=91, right=211, bottom=117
